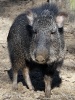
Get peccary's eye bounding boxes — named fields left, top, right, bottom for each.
left=34, top=31, right=37, bottom=34
left=34, top=30, right=37, bottom=34
left=51, top=31, right=56, bottom=34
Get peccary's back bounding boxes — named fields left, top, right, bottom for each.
left=32, top=3, right=58, bottom=17
left=7, top=13, right=32, bottom=63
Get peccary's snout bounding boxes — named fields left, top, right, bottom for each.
left=36, top=55, right=45, bottom=63
left=35, top=47, right=49, bottom=64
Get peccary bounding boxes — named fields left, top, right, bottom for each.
left=7, top=3, right=67, bottom=98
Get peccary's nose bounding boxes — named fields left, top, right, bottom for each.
left=35, top=55, right=45, bottom=63
left=35, top=48, right=48, bottom=63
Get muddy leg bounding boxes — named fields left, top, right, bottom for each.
left=12, top=70, right=18, bottom=90
left=44, top=75, right=52, bottom=99
left=22, top=67, right=34, bottom=90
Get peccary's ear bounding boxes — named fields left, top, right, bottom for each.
left=56, top=12, right=68, bottom=28
left=26, top=10, right=37, bottom=26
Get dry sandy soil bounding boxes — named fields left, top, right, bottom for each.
left=0, top=0, right=75, bottom=100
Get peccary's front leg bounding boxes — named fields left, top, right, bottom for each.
left=44, top=75, right=52, bottom=98
left=12, top=70, right=18, bottom=90
left=22, top=67, right=34, bottom=90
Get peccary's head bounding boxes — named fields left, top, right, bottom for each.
left=26, top=9, right=67, bottom=64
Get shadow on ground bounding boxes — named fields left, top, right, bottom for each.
left=7, top=66, right=62, bottom=91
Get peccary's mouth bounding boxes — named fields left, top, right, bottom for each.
left=31, top=56, right=46, bottom=64
left=31, top=51, right=60, bottom=64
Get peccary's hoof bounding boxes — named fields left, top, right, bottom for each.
left=38, top=95, right=50, bottom=100
left=45, top=92, right=51, bottom=99
left=12, top=84, right=18, bottom=91
left=29, top=86, right=34, bottom=91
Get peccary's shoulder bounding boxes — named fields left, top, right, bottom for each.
left=12, top=13, right=28, bottom=27
left=8, top=13, right=29, bottom=36
left=31, top=3, right=58, bottom=17
left=7, top=13, right=29, bottom=42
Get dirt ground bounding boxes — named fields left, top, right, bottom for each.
left=0, top=0, right=75, bottom=100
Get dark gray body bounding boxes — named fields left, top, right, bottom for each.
left=7, top=3, right=66, bottom=99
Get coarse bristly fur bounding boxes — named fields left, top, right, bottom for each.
left=7, top=3, right=67, bottom=99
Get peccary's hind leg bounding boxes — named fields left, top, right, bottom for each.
left=12, top=70, right=18, bottom=90
left=44, top=75, right=52, bottom=98
left=22, top=67, right=34, bottom=90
